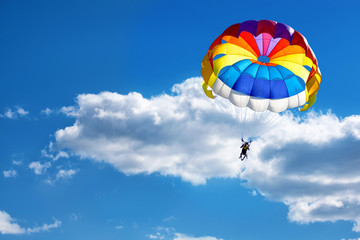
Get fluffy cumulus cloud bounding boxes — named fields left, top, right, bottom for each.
left=239, top=112, right=360, bottom=231
left=0, top=210, right=61, bottom=235
left=54, top=78, right=242, bottom=185
left=52, top=77, right=360, bottom=231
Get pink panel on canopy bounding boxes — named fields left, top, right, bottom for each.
left=262, top=33, right=272, bottom=56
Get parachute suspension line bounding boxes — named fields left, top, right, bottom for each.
left=260, top=108, right=295, bottom=137
left=258, top=110, right=272, bottom=136
left=269, top=111, right=292, bottom=132
left=263, top=112, right=287, bottom=135
left=216, top=98, right=235, bottom=131
left=235, top=105, right=243, bottom=139
left=255, top=88, right=304, bottom=137
left=256, top=111, right=268, bottom=136
left=213, top=77, right=239, bottom=130
left=237, top=105, right=242, bottom=138
left=265, top=108, right=299, bottom=135
left=240, top=106, right=244, bottom=139
left=261, top=89, right=302, bottom=135
left=231, top=103, right=241, bottom=138
left=256, top=108, right=267, bottom=137
left=257, top=111, right=281, bottom=136
left=246, top=100, right=257, bottom=139
left=251, top=109, right=260, bottom=138
left=252, top=109, right=268, bottom=138
left=241, top=106, right=248, bottom=139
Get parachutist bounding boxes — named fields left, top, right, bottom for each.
left=239, top=141, right=250, bottom=161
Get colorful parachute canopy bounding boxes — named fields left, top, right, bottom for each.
left=201, top=20, right=321, bottom=112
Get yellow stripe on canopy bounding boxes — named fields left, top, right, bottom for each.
left=300, top=94, right=317, bottom=111
left=270, top=60, right=310, bottom=82
left=212, top=43, right=257, bottom=60
left=271, top=53, right=313, bottom=70
left=202, top=80, right=215, bottom=99
left=300, top=69, right=321, bottom=111
left=213, top=54, right=251, bottom=77
left=201, top=52, right=218, bottom=99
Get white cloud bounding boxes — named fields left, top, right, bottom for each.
left=29, top=161, right=51, bottom=175
left=0, top=211, right=25, bottom=234
left=3, top=170, right=17, bottom=178
left=44, top=169, right=77, bottom=185
left=41, top=148, right=69, bottom=161
left=146, top=227, right=222, bottom=240
left=146, top=226, right=174, bottom=239
left=0, top=210, right=60, bottom=235
left=69, top=213, right=80, bottom=222
left=1, top=107, right=29, bottom=119
left=56, top=169, right=77, bottom=180
left=174, top=233, right=223, bottom=240
left=4, top=109, right=15, bottom=119
left=41, top=107, right=53, bottom=115
left=148, top=233, right=159, bottom=239
left=162, top=216, right=175, bottom=222
left=238, top=112, right=360, bottom=231
left=17, top=107, right=29, bottom=116
left=60, top=106, right=79, bottom=117
left=26, top=219, right=61, bottom=233
left=115, top=225, right=124, bottom=230
left=52, top=77, right=360, bottom=232
left=12, top=160, right=22, bottom=166
left=54, top=78, right=241, bottom=185
left=11, top=153, right=24, bottom=165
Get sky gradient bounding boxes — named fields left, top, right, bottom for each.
left=1, top=0, right=360, bottom=239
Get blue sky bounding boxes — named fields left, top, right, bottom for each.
left=1, top=0, right=360, bottom=239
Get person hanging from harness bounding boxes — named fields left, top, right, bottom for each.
left=239, top=138, right=251, bottom=161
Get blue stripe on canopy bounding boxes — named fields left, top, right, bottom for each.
left=242, top=63, right=260, bottom=78
left=233, top=59, right=253, bottom=73
left=270, top=80, right=289, bottom=98
left=276, top=65, right=294, bottom=79
left=251, top=78, right=270, bottom=98
left=232, top=74, right=254, bottom=95
left=256, top=65, right=270, bottom=80
left=268, top=66, right=284, bottom=80
left=228, top=60, right=306, bottom=99
left=285, top=76, right=306, bottom=96
left=219, top=66, right=241, bottom=88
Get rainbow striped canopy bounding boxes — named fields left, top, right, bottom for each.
left=201, top=20, right=321, bottom=112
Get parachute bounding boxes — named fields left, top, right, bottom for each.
left=201, top=20, right=322, bottom=139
